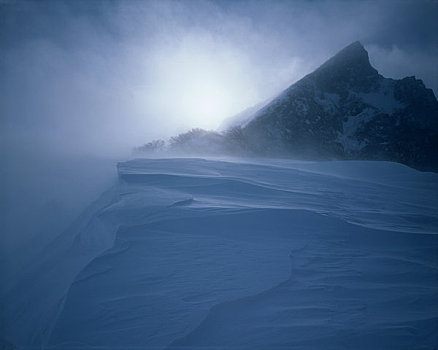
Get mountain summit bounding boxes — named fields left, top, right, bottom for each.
left=236, top=41, right=438, bottom=170
left=316, top=41, right=377, bottom=74
left=311, top=41, right=379, bottom=93
left=137, top=41, right=438, bottom=171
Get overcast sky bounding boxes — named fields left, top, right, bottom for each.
left=1, top=0, right=437, bottom=157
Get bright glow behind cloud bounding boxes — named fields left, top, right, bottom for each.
left=2, top=0, right=436, bottom=156
left=146, top=40, right=259, bottom=130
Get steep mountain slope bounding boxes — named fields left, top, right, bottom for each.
left=219, top=99, right=270, bottom=131
left=240, top=42, right=438, bottom=170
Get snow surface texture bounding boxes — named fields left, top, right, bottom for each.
left=1, top=158, right=437, bottom=349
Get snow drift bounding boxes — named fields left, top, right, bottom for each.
left=1, top=158, right=437, bottom=349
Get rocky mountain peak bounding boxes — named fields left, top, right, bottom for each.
left=237, top=41, right=438, bottom=170
left=136, top=41, right=438, bottom=171
left=318, top=41, right=374, bottom=71
left=307, top=41, right=380, bottom=93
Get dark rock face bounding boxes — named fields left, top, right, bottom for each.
left=240, top=41, right=438, bottom=171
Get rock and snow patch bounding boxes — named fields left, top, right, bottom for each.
left=358, top=79, right=404, bottom=115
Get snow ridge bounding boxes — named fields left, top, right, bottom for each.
left=1, top=158, right=437, bottom=349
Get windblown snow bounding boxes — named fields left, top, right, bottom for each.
left=1, top=158, right=437, bottom=349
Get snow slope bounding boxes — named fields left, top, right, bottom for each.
left=1, top=158, right=437, bottom=349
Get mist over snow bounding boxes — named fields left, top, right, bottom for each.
left=1, top=1, right=437, bottom=349
left=3, top=157, right=438, bottom=349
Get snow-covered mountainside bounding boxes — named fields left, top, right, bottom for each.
left=135, top=42, right=438, bottom=171
left=237, top=42, right=438, bottom=171
left=219, top=99, right=269, bottom=131
left=1, top=158, right=437, bottom=349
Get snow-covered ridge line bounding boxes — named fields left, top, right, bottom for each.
left=1, top=158, right=437, bottom=349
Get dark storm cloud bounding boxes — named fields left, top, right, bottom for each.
left=1, top=0, right=437, bottom=156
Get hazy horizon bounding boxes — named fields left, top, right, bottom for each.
left=1, top=0, right=437, bottom=157
left=1, top=3, right=438, bottom=348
